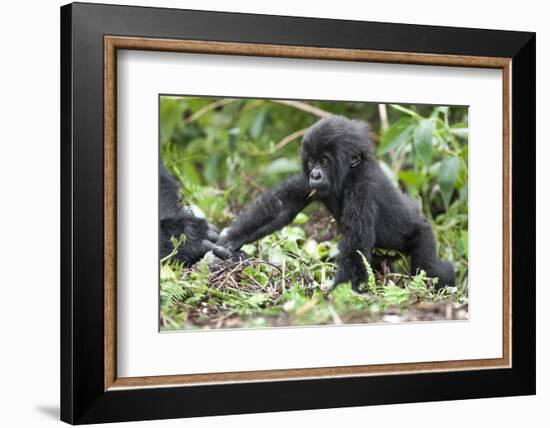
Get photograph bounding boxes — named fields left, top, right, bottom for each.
left=159, top=95, right=469, bottom=331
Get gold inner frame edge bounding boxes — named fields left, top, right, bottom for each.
left=103, top=36, right=512, bottom=391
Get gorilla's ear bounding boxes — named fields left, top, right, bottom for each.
left=350, top=154, right=362, bottom=168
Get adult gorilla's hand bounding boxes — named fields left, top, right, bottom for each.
left=211, top=227, right=244, bottom=260
left=204, top=222, right=220, bottom=243
left=161, top=215, right=221, bottom=265
left=160, top=163, right=226, bottom=266
left=211, top=244, right=234, bottom=260
left=199, top=222, right=220, bottom=252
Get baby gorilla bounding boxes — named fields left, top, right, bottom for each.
left=160, top=164, right=219, bottom=266
left=214, top=116, right=455, bottom=291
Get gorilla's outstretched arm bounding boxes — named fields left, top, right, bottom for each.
left=213, top=174, right=312, bottom=259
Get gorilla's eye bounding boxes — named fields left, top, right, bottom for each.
left=308, top=160, right=316, bottom=169
left=321, top=156, right=329, bottom=167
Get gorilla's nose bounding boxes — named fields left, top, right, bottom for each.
left=310, top=169, right=322, bottom=182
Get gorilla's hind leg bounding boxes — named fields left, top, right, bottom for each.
left=409, top=221, right=455, bottom=288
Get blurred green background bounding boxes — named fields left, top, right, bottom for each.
left=160, top=96, right=469, bottom=330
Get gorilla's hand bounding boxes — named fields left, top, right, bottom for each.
left=198, top=222, right=221, bottom=253
left=161, top=216, right=221, bottom=266
left=211, top=227, right=241, bottom=260
left=211, top=227, right=250, bottom=262
left=205, top=222, right=219, bottom=242
left=212, top=245, right=234, bottom=260
left=160, top=163, right=224, bottom=267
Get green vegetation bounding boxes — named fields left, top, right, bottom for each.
left=160, top=97, right=469, bottom=330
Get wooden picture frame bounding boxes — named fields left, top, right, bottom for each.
left=61, top=2, right=535, bottom=424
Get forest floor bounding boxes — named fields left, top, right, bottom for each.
left=160, top=235, right=468, bottom=331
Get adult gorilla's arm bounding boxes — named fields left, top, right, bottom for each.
left=160, top=164, right=219, bottom=265
left=213, top=174, right=312, bottom=259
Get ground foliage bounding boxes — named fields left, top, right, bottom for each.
left=160, top=97, right=469, bottom=329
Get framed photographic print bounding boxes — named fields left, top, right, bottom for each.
left=60, top=2, right=536, bottom=424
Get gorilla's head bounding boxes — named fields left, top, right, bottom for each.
left=301, top=116, right=372, bottom=197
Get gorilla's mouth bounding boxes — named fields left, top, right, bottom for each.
left=308, top=182, right=330, bottom=198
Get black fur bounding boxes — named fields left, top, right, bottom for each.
left=214, top=116, right=455, bottom=291
left=160, top=165, right=218, bottom=266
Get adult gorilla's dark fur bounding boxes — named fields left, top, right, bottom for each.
left=160, top=165, right=218, bottom=265
left=214, top=116, right=455, bottom=291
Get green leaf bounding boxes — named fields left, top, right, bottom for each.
left=264, top=158, right=301, bottom=175
left=181, top=162, right=201, bottom=186
left=247, top=293, right=269, bottom=307
left=204, top=154, right=222, bottom=182
left=292, top=212, right=310, bottom=224
left=160, top=98, right=184, bottom=145
left=438, top=156, right=460, bottom=209
left=461, top=230, right=468, bottom=258
left=378, top=117, right=414, bottom=155
left=160, top=264, right=176, bottom=281
left=250, top=108, right=268, bottom=139
left=389, top=104, right=421, bottom=118
left=398, top=170, right=423, bottom=193
left=241, top=244, right=257, bottom=257
left=449, top=125, right=469, bottom=139
left=228, top=127, right=239, bottom=151
left=357, top=251, right=376, bottom=293
left=304, top=240, right=318, bottom=257
left=382, top=282, right=409, bottom=306
left=413, top=119, right=434, bottom=165
left=281, top=226, right=305, bottom=242
left=409, top=270, right=428, bottom=292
